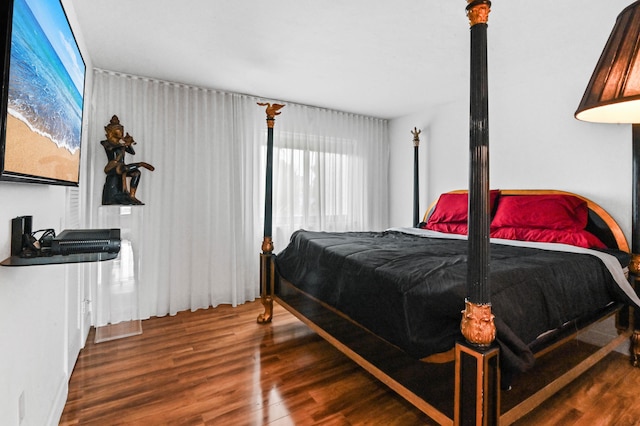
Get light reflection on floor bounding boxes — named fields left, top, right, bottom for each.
left=253, top=326, right=295, bottom=426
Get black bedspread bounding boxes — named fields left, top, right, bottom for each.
left=275, top=229, right=631, bottom=373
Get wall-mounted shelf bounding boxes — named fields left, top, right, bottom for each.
left=3, top=217, right=121, bottom=267
left=1, top=252, right=118, bottom=267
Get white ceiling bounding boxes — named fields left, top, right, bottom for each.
left=67, top=0, right=626, bottom=120
left=67, top=0, right=475, bottom=119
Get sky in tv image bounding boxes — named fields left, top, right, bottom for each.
left=8, top=0, right=85, bottom=154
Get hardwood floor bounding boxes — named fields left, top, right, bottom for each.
left=60, top=302, right=640, bottom=425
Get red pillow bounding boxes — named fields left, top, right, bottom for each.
left=426, top=191, right=500, bottom=226
left=491, top=194, right=588, bottom=231
left=490, top=227, right=606, bottom=249
left=424, top=222, right=469, bottom=235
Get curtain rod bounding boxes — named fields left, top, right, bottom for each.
left=94, top=68, right=388, bottom=123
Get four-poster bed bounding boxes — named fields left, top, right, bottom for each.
left=270, top=190, right=637, bottom=424
left=256, top=1, right=640, bottom=424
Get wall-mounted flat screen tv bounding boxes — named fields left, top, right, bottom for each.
left=0, top=0, right=86, bottom=186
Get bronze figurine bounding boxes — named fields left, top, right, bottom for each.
left=101, top=115, right=155, bottom=205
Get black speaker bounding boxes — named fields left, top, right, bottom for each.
left=10, top=216, right=32, bottom=256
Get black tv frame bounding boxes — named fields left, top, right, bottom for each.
left=0, top=0, right=86, bottom=186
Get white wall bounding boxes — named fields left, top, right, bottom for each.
left=389, top=1, right=633, bottom=245
left=0, top=1, right=93, bottom=425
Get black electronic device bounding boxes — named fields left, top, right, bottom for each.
left=11, top=216, right=31, bottom=256
left=4, top=216, right=121, bottom=266
left=50, top=229, right=121, bottom=256
left=10, top=216, right=121, bottom=258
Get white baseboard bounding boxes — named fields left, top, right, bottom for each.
left=46, top=375, right=68, bottom=426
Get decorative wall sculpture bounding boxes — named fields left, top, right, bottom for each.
left=101, top=115, right=154, bottom=205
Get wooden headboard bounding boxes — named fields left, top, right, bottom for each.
left=423, top=189, right=629, bottom=252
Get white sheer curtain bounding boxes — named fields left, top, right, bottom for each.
left=87, top=69, right=389, bottom=319
left=269, top=103, right=389, bottom=248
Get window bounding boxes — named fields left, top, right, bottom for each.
left=261, top=131, right=361, bottom=245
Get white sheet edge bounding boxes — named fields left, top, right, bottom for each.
left=388, top=227, right=640, bottom=308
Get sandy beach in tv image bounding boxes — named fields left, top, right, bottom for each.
left=5, top=114, right=80, bottom=183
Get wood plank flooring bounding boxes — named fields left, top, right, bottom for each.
left=60, top=302, right=640, bottom=425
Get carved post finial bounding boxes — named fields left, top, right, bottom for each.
left=629, top=255, right=640, bottom=275
left=460, top=299, right=496, bottom=347
left=411, top=127, right=421, bottom=147
left=466, top=0, right=491, bottom=27
left=257, top=102, right=285, bottom=128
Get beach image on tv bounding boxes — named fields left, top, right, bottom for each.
left=4, top=0, right=85, bottom=183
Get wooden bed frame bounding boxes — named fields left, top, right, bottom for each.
left=265, top=190, right=636, bottom=425
left=255, top=2, right=640, bottom=424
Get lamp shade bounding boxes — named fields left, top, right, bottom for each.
left=576, top=1, right=640, bottom=123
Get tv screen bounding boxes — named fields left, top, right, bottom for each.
left=0, top=0, right=86, bottom=186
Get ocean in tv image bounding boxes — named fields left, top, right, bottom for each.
left=7, top=0, right=85, bottom=154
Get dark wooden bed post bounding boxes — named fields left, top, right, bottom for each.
left=412, top=127, right=421, bottom=227
left=257, top=102, right=285, bottom=324
left=455, top=2, right=499, bottom=425
left=463, top=0, right=495, bottom=342
left=631, top=125, right=640, bottom=364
